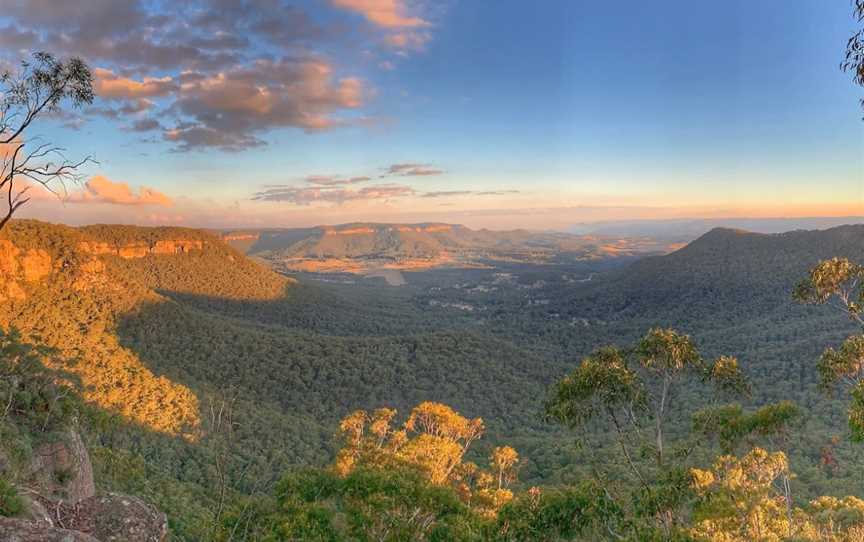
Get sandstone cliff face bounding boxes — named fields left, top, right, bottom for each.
left=0, top=240, right=52, bottom=302
left=221, top=233, right=258, bottom=242
left=0, top=237, right=206, bottom=302
left=77, top=239, right=204, bottom=258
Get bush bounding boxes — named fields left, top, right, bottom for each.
left=0, top=477, right=22, bottom=517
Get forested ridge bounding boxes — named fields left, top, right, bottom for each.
left=2, top=219, right=864, bottom=539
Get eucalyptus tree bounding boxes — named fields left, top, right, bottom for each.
left=795, top=258, right=864, bottom=440
left=545, top=328, right=748, bottom=536
left=843, top=0, right=864, bottom=113
left=1, top=52, right=94, bottom=230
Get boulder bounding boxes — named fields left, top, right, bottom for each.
left=0, top=517, right=99, bottom=542
left=19, top=490, right=54, bottom=527
left=61, top=493, right=168, bottom=542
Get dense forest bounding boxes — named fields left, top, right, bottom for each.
left=1, top=218, right=864, bottom=539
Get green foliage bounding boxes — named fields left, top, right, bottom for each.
left=0, top=476, right=22, bottom=517
left=0, top=327, right=80, bottom=436
left=637, top=328, right=701, bottom=373
left=630, top=467, right=694, bottom=528
left=495, top=482, right=624, bottom=541
left=849, top=383, right=864, bottom=442
left=842, top=1, right=864, bottom=112
left=693, top=401, right=801, bottom=454
left=256, top=467, right=478, bottom=542
left=545, top=346, right=643, bottom=431
left=706, top=356, right=750, bottom=398
left=818, top=335, right=864, bottom=392
left=797, top=256, right=864, bottom=443
left=793, top=257, right=864, bottom=312
left=688, top=448, right=795, bottom=541
left=0, top=52, right=94, bottom=230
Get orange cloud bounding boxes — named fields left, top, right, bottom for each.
left=167, top=59, right=367, bottom=150
left=94, top=68, right=177, bottom=100
left=331, top=0, right=432, bottom=52
left=331, top=0, right=428, bottom=28
left=68, top=175, right=172, bottom=206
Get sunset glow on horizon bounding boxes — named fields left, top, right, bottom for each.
left=2, top=0, right=862, bottom=231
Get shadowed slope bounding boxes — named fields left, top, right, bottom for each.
left=0, top=220, right=291, bottom=435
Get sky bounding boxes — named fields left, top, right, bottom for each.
left=1, top=0, right=863, bottom=231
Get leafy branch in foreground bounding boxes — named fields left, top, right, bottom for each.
left=1, top=51, right=95, bottom=230
left=843, top=0, right=864, bottom=113
left=796, top=258, right=864, bottom=440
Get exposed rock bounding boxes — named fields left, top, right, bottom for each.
left=78, top=239, right=204, bottom=259
left=0, top=280, right=26, bottom=302
left=19, top=491, right=53, bottom=527
left=59, top=494, right=168, bottom=542
left=0, top=240, right=21, bottom=274
left=28, top=431, right=95, bottom=504
left=75, top=242, right=113, bottom=255
left=222, top=233, right=258, bottom=242
left=0, top=517, right=99, bottom=542
left=0, top=241, right=52, bottom=302
left=21, top=249, right=51, bottom=282
left=151, top=239, right=203, bottom=254
left=322, top=226, right=376, bottom=235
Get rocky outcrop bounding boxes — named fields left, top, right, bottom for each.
left=222, top=233, right=259, bottom=242
left=18, top=491, right=53, bottom=526
left=0, top=240, right=53, bottom=302
left=0, top=236, right=207, bottom=300
left=77, top=239, right=203, bottom=259
left=57, top=494, right=168, bottom=542
left=322, top=226, right=376, bottom=236
left=0, top=517, right=100, bottom=541
left=8, top=430, right=167, bottom=541
left=393, top=224, right=453, bottom=233
left=28, top=431, right=95, bottom=504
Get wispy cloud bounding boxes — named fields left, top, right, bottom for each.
left=385, top=163, right=444, bottom=176
left=252, top=184, right=414, bottom=205
left=330, top=0, right=428, bottom=28
left=421, top=190, right=473, bottom=198
left=476, top=190, right=521, bottom=196
left=129, top=118, right=163, bottom=132
left=330, top=0, right=434, bottom=53
left=93, top=68, right=177, bottom=100
left=305, top=175, right=372, bottom=186
left=421, top=189, right=521, bottom=198
left=67, top=175, right=172, bottom=206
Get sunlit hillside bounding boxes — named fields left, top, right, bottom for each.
left=223, top=222, right=680, bottom=274
left=0, top=220, right=289, bottom=435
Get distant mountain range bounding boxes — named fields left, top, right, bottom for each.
left=561, top=225, right=864, bottom=325
left=569, top=216, right=864, bottom=242
left=221, top=222, right=681, bottom=273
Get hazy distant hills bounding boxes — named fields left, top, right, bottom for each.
left=569, top=216, right=864, bottom=242
left=564, top=225, right=864, bottom=324
left=222, top=222, right=680, bottom=273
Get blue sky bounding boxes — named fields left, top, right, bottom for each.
left=2, top=0, right=862, bottom=229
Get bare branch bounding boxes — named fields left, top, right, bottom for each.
left=0, top=51, right=94, bottom=230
